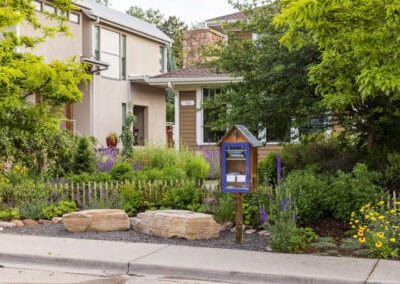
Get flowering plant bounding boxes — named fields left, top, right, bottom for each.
left=351, top=200, right=400, bottom=259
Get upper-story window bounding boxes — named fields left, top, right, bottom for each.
left=43, top=3, right=56, bottom=14
left=159, top=46, right=165, bottom=73
left=69, top=12, right=80, bottom=24
left=33, top=1, right=42, bottom=12
left=93, top=26, right=126, bottom=80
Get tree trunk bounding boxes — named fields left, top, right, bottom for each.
left=367, top=127, right=376, bottom=151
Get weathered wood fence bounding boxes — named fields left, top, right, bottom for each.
left=0, top=179, right=220, bottom=209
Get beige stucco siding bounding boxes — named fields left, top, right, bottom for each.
left=19, top=12, right=83, bottom=62
left=132, top=84, right=166, bottom=144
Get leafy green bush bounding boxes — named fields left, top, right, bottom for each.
left=283, top=170, right=329, bottom=224
left=133, top=167, right=186, bottom=180
left=19, top=200, right=45, bottom=220
left=0, top=208, right=20, bottom=221
left=270, top=223, right=317, bottom=253
left=214, top=193, right=235, bottom=224
left=42, top=201, right=77, bottom=219
left=160, top=182, right=205, bottom=211
left=281, top=137, right=359, bottom=175
left=67, top=172, right=111, bottom=183
left=180, top=151, right=210, bottom=180
left=73, top=136, right=96, bottom=174
left=385, top=152, right=400, bottom=194
left=110, top=161, right=134, bottom=181
left=119, top=184, right=145, bottom=216
left=328, top=163, right=383, bottom=221
left=258, top=152, right=278, bottom=186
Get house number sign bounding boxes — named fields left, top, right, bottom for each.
left=181, top=100, right=195, bottom=106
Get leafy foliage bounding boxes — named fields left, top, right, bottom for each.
left=110, top=161, right=134, bottom=181
left=202, top=1, right=323, bottom=140
left=275, top=0, right=400, bottom=152
left=160, top=182, right=205, bottom=212
left=0, top=208, right=20, bottom=221
left=42, top=201, right=77, bottom=219
left=119, top=184, right=145, bottom=216
left=120, top=103, right=136, bottom=159
left=73, top=137, right=96, bottom=174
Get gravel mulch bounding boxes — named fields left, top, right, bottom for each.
left=2, top=224, right=269, bottom=252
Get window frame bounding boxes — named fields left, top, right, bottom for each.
left=199, top=88, right=225, bottom=145
left=43, top=3, right=56, bottom=14
left=69, top=12, right=80, bottom=24
left=159, top=46, right=165, bottom=73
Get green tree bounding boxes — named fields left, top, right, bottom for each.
left=202, top=1, right=323, bottom=140
left=126, top=6, right=187, bottom=70
left=0, top=1, right=91, bottom=173
left=275, top=0, right=400, bottom=152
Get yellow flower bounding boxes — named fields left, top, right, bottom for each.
left=359, top=237, right=366, bottom=243
left=353, top=234, right=358, bottom=239
left=351, top=211, right=356, bottom=217
left=355, top=219, right=360, bottom=224
left=351, top=225, right=356, bottom=229
left=377, top=232, right=384, bottom=238
left=378, top=215, right=385, bottom=220
left=378, top=201, right=385, bottom=205
left=14, top=165, right=20, bottom=171
left=375, top=241, right=383, bottom=248
left=371, top=217, right=376, bottom=221
left=357, top=230, right=364, bottom=237
left=390, top=238, right=396, bottom=243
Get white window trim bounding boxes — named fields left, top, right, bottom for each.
left=175, top=92, right=180, bottom=150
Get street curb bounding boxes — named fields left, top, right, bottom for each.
left=128, top=263, right=366, bottom=284
left=0, top=253, right=128, bottom=274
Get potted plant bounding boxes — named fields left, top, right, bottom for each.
left=106, top=132, right=118, bottom=148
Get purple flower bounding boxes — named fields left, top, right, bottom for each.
left=276, top=154, right=283, bottom=181
left=259, top=205, right=268, bottom=223
left=97, top=146, right=117, bottom=172
left=279, top=197, right=289, bottom=210
left=133, top=163, right=144, bottom=171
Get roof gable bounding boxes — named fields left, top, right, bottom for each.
left=75, top=0, right=171, bottom=43
left=217, top=125, right=262, bottom=147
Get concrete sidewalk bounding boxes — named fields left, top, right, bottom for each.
left=0, top=234, right=399, bottom=284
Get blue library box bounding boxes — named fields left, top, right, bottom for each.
left=217, top=125, right=262, bottom=193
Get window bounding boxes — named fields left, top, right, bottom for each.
left=93, top=27, right=126, bottom=80
left=33, top=1, right=42, bottom=12
left=121, top=35, right=126, bottom=80
left=93, top=26, right=100, bottom=60
left=159, top=46, right=165, bottom=73
left=202, top=88, right=225, bottom=144
left=43, top=3, right=55, bottom=14
left=69, top=12, right=80, bottom=24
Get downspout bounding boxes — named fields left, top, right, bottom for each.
left=168, top=81, right=179, bottom=151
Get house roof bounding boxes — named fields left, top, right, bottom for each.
left=129, top=68, right=242, bottom=86
left=206, top=11, right=246, bottom=22
left=217, top=125, right=263, bottom=147
left=151, top=68, right=231, bottom=79
left=75, top=0, right=171, bottom=44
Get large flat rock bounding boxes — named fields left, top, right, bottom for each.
left=131, top=210, right=220, bottom=240
left=63, top=209, right=129, bottom=232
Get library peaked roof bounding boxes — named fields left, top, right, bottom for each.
left=217, top=125, right=263, bottom=147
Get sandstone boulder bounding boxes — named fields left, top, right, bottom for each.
left=22, top=219, right=38, bottom=226
left=11, top=220, right=24, bottom=227
left=63, top=209, right=129, bottom=232
left=131, top=210, right=220, bottom=240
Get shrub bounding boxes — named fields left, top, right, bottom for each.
left=270, top=223, right=318, bottom=253
left=351, top=201, right=400, bottom=259
left=73, top=136, right=96, bottom=174
left=281, top=138, right=359, bottom=175
left=119, top=184, right=145, bottom=216
left=258, top=152, right=278, bottom=186
left=0, top=208, right=20, bottom=221
left=196, top=146, right=219, bottom=179
left=42, top=201, right=77, bottom=220
left=19, top=200, right=45, bottom=220
left=110, top=161, right=134, bottom=181
left=282, top=171, right=329, bottom=224
left=328, top=164, right=384, bottom=221
left=180, top=151, right=210, bottom=180
left=214, top=193, right=235, bottom=224
left=67, top=172, right=111, bottom=183
left=160, top=182, right=205, bottom=211
left=385, top=152, right=400, bottom=194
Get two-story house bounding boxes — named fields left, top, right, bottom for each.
left=19, top=0, right=171, bottom=146
left=131, top=11, right=285, bottom=159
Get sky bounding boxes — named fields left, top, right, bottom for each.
left=110, top=0, right=238, bottom=26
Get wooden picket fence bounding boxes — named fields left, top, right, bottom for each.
left=0, top=179, right=220, bottom=209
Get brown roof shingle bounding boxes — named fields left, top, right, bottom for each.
left=151, top=68, right=231, bottom=79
